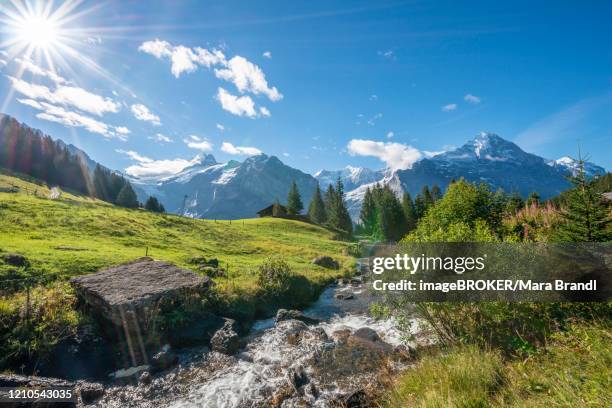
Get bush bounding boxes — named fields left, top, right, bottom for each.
left=0, top=283, right=81, bottom=369
left=256, top=256, right=293, bottom=297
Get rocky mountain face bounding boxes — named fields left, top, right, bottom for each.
left=320, top=133, right=606, bottom=220
left=314, top=166, right=385, bottom=191
left=132, top=154, right=318, bottom=219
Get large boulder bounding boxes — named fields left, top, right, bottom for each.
left=312, top=256, right=339, bottom=270
left=1, top=253, right=29, bottom=267
left=210, top=318, right=240, bottom=355
left=275, top=309, right=321, bottom=325
left=352, top=327, right=380, bottom=343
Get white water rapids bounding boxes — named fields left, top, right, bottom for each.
left=94, top=282, right=424, bottom=408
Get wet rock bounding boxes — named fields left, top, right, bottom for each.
left=335, top=292, right=354, bottom=300
left=304, top=382, right=319, bottom=398
left=282, top=319, right=309, bottom=345
left=1, top=253, right=29, bottom=267
left=331, top=328, right=352, bottom=343
left=344, top=389, right=368, bottom=407
left=210, top=318, right=240, bottom=355
left=77, top=381, right=104, bottom=404
left=287, top=366, right=309, bottom=391
left=270, top=382, right=294, bottom=407
left=275, top=309, right=321, bottom=325
left=312, top=256, right=339, bottom=269
left=394, top=344, right=417, bottom=361
left=138, top=371, right=152, bottom=385
left=309, top=327, right=329, bottom=342
left=352, top=327, right=380, bottom=343
left=0, top=373, right=75, bottom=388
left=150, top=346, right=178, bottom=373
left=350, top=276, right=363, bottom=285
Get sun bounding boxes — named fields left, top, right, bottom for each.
left=16, top=14, right=60, bottom=49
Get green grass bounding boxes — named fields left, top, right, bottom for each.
left=0, top=172, right=355, bottom=368
left=0, top=172, right=353, bottom=294
left=383, top=322, right=611, bottom=407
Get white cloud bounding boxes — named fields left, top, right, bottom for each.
left=20, top=100, right=127, bottom=139
left=131, top=103, right=161, bottom=125
left=115, top=126, right=131, bottom=136
left=216, top=87, right=257, bottom=118
left=8, top=76, right=120, bottom=116
left=378, top=50, right=396, bottom=60
left=153, top=133, right=173, bottom=143
left=259, top=106, right=271, bottom=117
left=15, top=57, right=69, bottom=85
left=138, top=39, right=227, bottom=78
left=221, top=142, right=262, bottom=156
left=442, top=103, right=457, bottom=112
left=116, top=149, right=151, bottom=163
left=215, top=56, right=283, bottom=101
left=347, top=139, right=422, bottom=170
left=263, top=51, right=272, bottom=59
left=370, top=94, right=378, bottom=101
left=216, top=123, right=225, bottom=131
left=84, top=36, right=102, bottom=45
left=367, top=112, right=383, bottom=126
left=117, top=149, right=201, bottom=180
left=184, top=136, right=213, bottom=151
left=423, top=150, right=445, bottom=158
left=386, top=131, right=394, bottom=138
left=282, top=152, right=290, bottom=157
left=464, top=94, right=481, bottom=104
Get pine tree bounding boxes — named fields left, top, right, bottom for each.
left=324, top=184, right=337, bottom=226
left=377, top=187, right=406, bottom=241
left=93, top=164, right=109, bottom=201
left=116, top=182, right=139, bottom=208
left=422, top=185, right=434, bottom=208
left=555, top=162, right=610, bottom=242
left=402, top=192, right=418, bottom=232
left=360, top=187, right=377, bottom=235
left=324, top=178, right=352, bottom=236
left=145, top=196, right=165, bottom=213
left=431, top=185, right=443, bottom=202
left=272, top=197, right=285, bottom=217
left=307, top=183, right=327, bottom=224
left=286, top=180, right=304, bottom=215
left=414, top=193, right=426, bottom=219
left=506, top=192, right=524, bottom=215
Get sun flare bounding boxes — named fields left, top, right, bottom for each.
left=16, top=15, right=60, bottom=49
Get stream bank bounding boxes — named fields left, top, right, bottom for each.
left=92, top=275, right=428, bottom=407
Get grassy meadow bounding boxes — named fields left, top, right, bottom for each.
left=0, top=172, right=353, bottom=291
left=0, top=172, right=354, bottom=368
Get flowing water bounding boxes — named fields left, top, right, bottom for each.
left=94, top=280, right=424, bottom=408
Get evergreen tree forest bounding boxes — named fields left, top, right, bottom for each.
left=306, top=178, right=352, bottom=237
left=0, top=114, right=138, bottom=209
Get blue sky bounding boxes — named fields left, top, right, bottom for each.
left=1, top=0, right=611, bottom=179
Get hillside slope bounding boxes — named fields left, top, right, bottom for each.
left=0, top=172, right=352, bottom=293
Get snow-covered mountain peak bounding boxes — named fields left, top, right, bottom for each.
left=547, top=156, right=605, bottom=177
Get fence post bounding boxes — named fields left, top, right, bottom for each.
left=25, top=280, right=31, bottom=326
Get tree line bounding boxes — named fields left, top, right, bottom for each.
left=0, top=115, right=164, bottom=213
left=271, top=178, right=353, bottom=237
left=358, top=183, right=443, bottom=242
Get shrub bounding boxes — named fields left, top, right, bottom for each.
left=256, top=256, right=293, bottom=296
